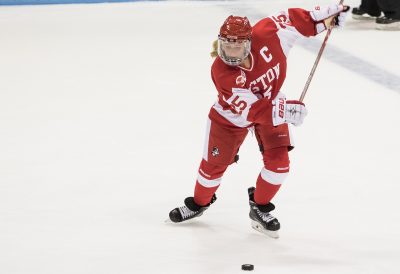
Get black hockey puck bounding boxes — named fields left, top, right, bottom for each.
left=241, top=264, right=254, bottom=271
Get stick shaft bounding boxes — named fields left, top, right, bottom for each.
left=299, top=0, right=344, bottom=102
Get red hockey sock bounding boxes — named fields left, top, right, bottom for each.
left=254, top=174, right=281, bottom=205
left=193, top=160, right=227, bottom=206
left=194, top=181, right=219, bottom=206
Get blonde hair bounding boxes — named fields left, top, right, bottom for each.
left=210, top=40, right=218, bottom=58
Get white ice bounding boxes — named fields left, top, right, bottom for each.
left=0, top=0, right=399, bottom=273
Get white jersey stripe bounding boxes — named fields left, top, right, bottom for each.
left=213, top=101, right=252, bottom=128
left=202, top=118, right=211, bottom=161
left=288, top=124, right=295, bottom=148
left=260, top=167, right=289, bottom=185
left=228, top=87, right=259, bottom=122
left=271, top=11, right=305, bottom=57
left=197, top=173, right=222, bottom=188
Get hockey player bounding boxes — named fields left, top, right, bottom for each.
left=168, top=4, right=350, bottom=238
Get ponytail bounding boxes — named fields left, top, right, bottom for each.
left=210, top=40, right=218, bottom=58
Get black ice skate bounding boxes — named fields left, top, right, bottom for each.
left=168, top=195, right=216, bottom=223
left=351, top=6, right=381, bottom=20
left=376, top=16, right=400, bottom=31
left=248, top=187, right=280, bottom=238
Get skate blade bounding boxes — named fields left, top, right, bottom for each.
left=165, top=218, right=174, bottom=224
left=352, top=14, right=377, bottom=20
left=251, top=220, right=279, bottom=239
left=164, top=218, right=198, bottom=225
left=376, top=22, right=400, bottom=31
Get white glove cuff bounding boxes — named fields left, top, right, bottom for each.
left=315, top=22, right=326, bottom=33
left=272, top=94, right=286, bottom=126
left=310, top=4, right=343, bottom=21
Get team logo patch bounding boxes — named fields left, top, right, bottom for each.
left=211, top=147, right=220, bottom=157
left=236, top=70, right=247, bottom=87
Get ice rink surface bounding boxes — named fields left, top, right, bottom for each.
left=0, top=0, right=399, bottom=273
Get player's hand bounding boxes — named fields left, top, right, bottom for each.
left=272, top=93, right=308, bottom=127
left=310, top=4, right=350, bottom=33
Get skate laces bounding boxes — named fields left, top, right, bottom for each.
left=178, top=206, right=196, bottom=219
left=257, top=210, right=276, bottom=223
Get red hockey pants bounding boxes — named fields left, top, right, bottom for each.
left=194, top=118, right=293, bottom=206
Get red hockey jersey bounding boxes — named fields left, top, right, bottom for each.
left=210, top=8, right=320, bottom=128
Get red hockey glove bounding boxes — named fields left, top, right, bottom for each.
left=272, top=93, right=308, bottom=127
left=310, top=4, right=350, bottom=33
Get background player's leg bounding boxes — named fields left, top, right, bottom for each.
left=377, top=0, right=400, bottom=17
left=376, top=0, right=400, bottom=30
left=353, top=0, right=381, bottom=19
left=361, top=0, right=381, bottom=15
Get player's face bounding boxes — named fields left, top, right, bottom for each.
left=220, top=39, right=246, bottom=58
left=218, top=37, right=251, bottom=66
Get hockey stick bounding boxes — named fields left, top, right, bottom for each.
left=299, top=0, right=345, bottom=102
